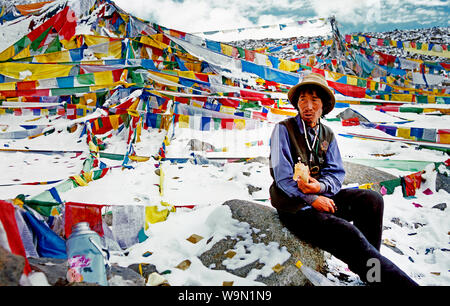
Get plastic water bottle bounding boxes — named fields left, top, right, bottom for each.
left=296, top=260, right=335, bottom=286
left=66, top=222, right=108, bottom=286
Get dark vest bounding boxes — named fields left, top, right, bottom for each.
left=269, top=117, right=335, bottom=213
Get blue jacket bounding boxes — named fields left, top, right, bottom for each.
left=270, top=115, right=345, bottom=207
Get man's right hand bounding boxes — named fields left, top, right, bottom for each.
left=311, top=195, right=337, bottom=213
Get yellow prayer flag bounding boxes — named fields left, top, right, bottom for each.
left=221, top=44, right=233, bottom=56
left=81, top=92, right=97, bottom=106
left=140, top=35, right=168, bottom=50
left=145, top=206, right=167, bottom=228
left=0, top=62, right=72, bottom=80
left=72, top=175, right=88, bottom=186
left=270, top=107, right=297, bottom=117
left=397, top=127, right=412, bottom=140
left=438, top=133, right=450, bottom=144
left=129, top=155, right=150, bottom=162
left=386, top=76, right=396, bottom=84
left=110, top=114, right=120, bottom=130
left=106, top=40, right=122, bottom=58
left=163, top=136, right=170, bottom=146
left=177, top=70, right=196, bottom=80
left=220, top=105, right=235, bottom=115
left=0, top=45, right=15, bottom=62
left=279, top=59, right=299, bottom=72
left=127, top=109, right=140, bottom=117
left=60, top=38, right=78, bottom=50
left=358, top=183, right=373, bottom=190
left=82, top=171, right=93, bottom=183
left=13, top=45, right=31, bottom=60
left=178, top=114, right=189, bottom=128
left=347, top=76, right=358, bottom=86
left=391, top=94, right=413, bottom=102
left=35, top=50, right=71, bottom=63
left=88, top=140, right=99, bottom=153
left=191, top=100, right=203, bottom=108
left=94, top=70, right=114, bottom=86
left=234, top=119, right=245, bottom=130
left=0, top=82, right=16, bottom=91
left=327, top=71, right=342, bottom=81
left=83, top=35, right=111, bottom=46
left=136, top=119, right=142, bottom=143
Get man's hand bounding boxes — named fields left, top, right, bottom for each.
left=311, top=195, right=337, bottom=213
left=297, top=176, right=321, bottom=194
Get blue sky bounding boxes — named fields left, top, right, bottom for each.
left=114, top=0, right=449, bottom=35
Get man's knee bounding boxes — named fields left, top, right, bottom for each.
left=359, top=189, right=384, bottom=214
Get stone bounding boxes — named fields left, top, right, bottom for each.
left=28, top=257, right=68, bottom=286
left=128, top=262, right=158, bottom=280
left=199, top=200, right=326, bottom=286
left=247, top=184, right=262, bottom=195
left=186, top=234, right=203, bottom=244
left=343, top=161, right=397, bottom=193
left=436, top=171, right=450, bottom=194
left=107, top=263, right=146, bottom=286
left=0, top=246, right=25, bottom=286
left=187, top=139, right=215, bottom=152
left=432, top=203, right=447, bottom=211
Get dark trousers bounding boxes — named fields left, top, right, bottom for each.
left=277, top=188, right=418, bottom=286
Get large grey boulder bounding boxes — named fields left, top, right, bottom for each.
left=343, top=161, right=397, bottom=192
left=28, top=257, right=67, bottom=285
left=0, top=246, right=25, bottom=286
left=199, top=199, right=325, bottom=286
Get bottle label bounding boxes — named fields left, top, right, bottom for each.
left=67, top=255, right=92, bottom=283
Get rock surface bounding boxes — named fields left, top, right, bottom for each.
left=343, top=161, right=397, bottom=192
left=199, top=199, right=325, bottom=286
left=0, top=246, right=25, bottom=286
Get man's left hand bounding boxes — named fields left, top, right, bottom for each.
left=297, top=176, right=321, bottom=194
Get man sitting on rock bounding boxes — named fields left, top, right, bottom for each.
left=269, top=72, right=418, bottom=286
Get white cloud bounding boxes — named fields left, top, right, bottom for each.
left=112, top=0, right=448, bottom=35
left=114, top=0, right=255, bottom=32
left=402, top=0, right=449, bottom=6
left=309, top=0, right=383, bottom=25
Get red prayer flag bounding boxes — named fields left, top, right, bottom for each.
left=221, top=118, right=234, bottom=130
left=244, top=49, right=255, bottom=62
left=17, top=81, right=37, bottom=91
left=64, top=202, right=105, bottom=238
left=0, top=200, right=31, bottom=275
left=327, top=80, right=366, bottom=98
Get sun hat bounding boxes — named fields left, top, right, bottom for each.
left=287, top=72, right=336, bottom=116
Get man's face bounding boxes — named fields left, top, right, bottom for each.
left=297, top=90, right=323, bottom=127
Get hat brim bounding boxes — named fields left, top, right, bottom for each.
left=288, top=81, right=336, bottom=116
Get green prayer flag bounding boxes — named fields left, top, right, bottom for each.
left=30, top=27, right=52, bottom=51
left=213, top=118, right=221, bottom=130
left=45, top=35, right=61, bottom=53
left=77, top=73, right=95, bottom=85
left=380, top=178, right=401, bottom=195
left=14, top=36, right=32, bottom=54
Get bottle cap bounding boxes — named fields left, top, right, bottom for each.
left=70, top=222, right=95, bottom=236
